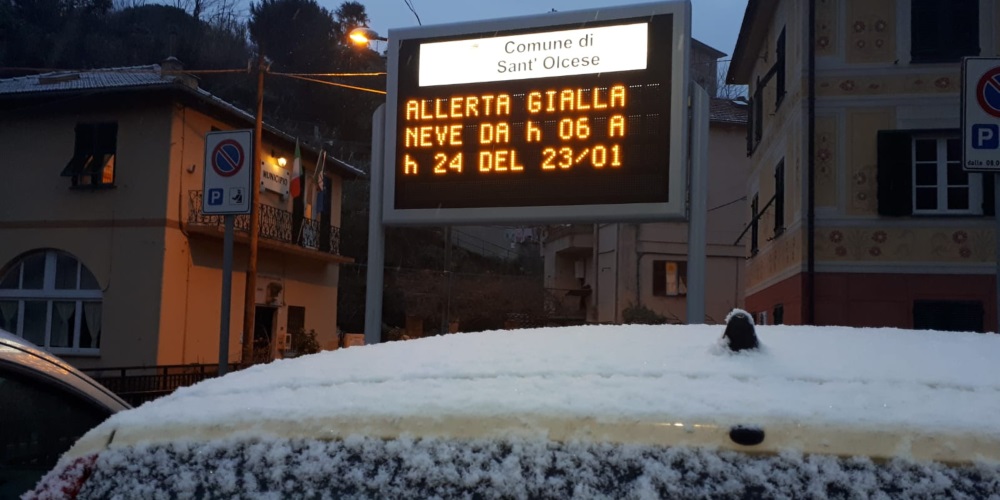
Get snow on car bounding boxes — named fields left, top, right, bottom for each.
left=27, top=312, right=1000, bottom=498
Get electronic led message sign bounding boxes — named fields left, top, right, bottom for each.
left=382, top=1, right=691, bottom=224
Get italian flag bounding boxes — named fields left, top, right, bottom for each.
left=289, top=139, right=302, bottom=198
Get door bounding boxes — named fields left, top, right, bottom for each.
left=253, top=306, right=277, bottom=363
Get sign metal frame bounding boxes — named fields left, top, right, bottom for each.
left=203, top=129, right=253, bottom=215
left=962, top=57, right=1000, bottom=173
left=382, top=1, right=691, bottom=225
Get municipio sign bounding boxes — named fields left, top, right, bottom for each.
left=382, top=1, right=691, bottom=225
left=962, top=58, right=1000, bottom=172
left=203, top=130, right=253, bottom=214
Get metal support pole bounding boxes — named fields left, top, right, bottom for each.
left=218, top=215, right=234, bottom=375
left=686, top=83, right=709, bottom=324
left=364, top=104, right=387, bottom=345
left=995, top=174, right=999, bottom=333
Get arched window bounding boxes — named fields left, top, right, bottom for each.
left=0, top=250, right=102, bottom=355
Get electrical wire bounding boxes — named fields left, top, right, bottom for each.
left=277, top=73, right=385, bottom=95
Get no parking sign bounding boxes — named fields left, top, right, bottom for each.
left=203, top=130, right=253, bottom=214
left=962, top=58, right=1000, bottom=172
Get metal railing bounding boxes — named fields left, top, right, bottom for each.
left=188, top=190, right=341, bottom=255
left=81, top=363, right=243, bottom=406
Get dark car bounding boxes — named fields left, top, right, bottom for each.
left=0, top=328, right=129, bottom=497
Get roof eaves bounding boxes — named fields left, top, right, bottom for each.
left=726, top=0, right=778, bottom=85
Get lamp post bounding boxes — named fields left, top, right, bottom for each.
left=349, top=28, right=387, bottom=345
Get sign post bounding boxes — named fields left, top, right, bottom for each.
left=203, top=129, right=253, bottom=373
left=961, top=58, right=1000, bottom=333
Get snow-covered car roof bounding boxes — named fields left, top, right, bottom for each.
left=60, top=321, right=1000, bottom=464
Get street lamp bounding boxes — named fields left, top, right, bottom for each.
left=349, top=27, right=386, bottom=46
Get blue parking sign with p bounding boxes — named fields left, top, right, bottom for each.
left=203, top=130, right=252, bottom=214
left=973, top=124, right=999, bottom=149
left=207, top=188, right=225, bottom=206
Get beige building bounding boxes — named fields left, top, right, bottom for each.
left=0, top=61, right=360, bottom=370
left=728, top=0, right=998, bottom=331
left=542, top=41, right=750, bottom=325
left=542, top=99, right=748, bottom=325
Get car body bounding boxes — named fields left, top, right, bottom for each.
left=0, top=328, right=129, bottom=498
left=27, top=316, right=1000, bottom=498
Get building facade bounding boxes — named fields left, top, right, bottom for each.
left=728, top=0, right=998, bottom=331
left=541, top=99, right=748, bottom=325
left=0, top=62, right=361, bottom=370
left=541, top=39, right=749, bottom=325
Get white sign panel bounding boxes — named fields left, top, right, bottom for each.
left=203, top=130, right=253, bottom=214
left=419, top=23, right=648, bottom=87
left=261, top=162, right=290, bottom=196
left=962, top=58, right=1000, bottom=172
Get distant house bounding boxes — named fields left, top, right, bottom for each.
left=541, top=41, right=749, bottom=325
left=0, top=59, right=362, bottom=371
left=727, top=0, right=996, bottom=331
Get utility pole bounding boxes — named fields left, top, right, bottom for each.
left=242, top=52, right=266, bottom=365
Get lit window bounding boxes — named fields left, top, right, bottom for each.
left=0, top=250, right=102, bottom=354
left=61, top=123, right=117, bottom=188
left=652, top=260, right=687, bottom=297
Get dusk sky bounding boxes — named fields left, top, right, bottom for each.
left=318, top=0, right=749, bottom=58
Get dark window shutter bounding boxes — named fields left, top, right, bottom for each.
left=75, top=124, right=95, bottom=154
left=954, top=0, right=981, bottom=59
left=774, top=160, right=785, bottom=230
left=652, top=260, right=666, bottom=296
left=911, top=0, right=979, bottom=62
left=775, top=28, right=786, bottom=108
left=876, top=130, right=913, bottom=216
left=745, top=98, right=754, bottom=156
left=983, top=173, right=995, bottom=216
left=94, top=123, right=117, bottom=154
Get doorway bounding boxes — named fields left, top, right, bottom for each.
left=253, top=306, right=277, bottom=364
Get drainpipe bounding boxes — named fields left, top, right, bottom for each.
left=807, top=0, right=817, bottom=324
left=592, top=223, right=599, bottom=323
left=635, top=223, right=642, bottom=311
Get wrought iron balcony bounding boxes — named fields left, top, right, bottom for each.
left=187, top=190, right=341, bottom=256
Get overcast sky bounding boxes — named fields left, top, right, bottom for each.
left=319, top=0, right=748, bottom=58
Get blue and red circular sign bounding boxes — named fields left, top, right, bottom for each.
left=976, top=67, right=1000, bottom=118
left=211, top=139, right=245, bottom=177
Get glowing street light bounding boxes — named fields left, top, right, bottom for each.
left=349, top=27, right=386, bottom=46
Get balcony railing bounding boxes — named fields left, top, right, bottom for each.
left=188, top=190, right=341, bottom=255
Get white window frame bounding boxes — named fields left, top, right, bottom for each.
left=0, top=250, right=102, bottom=356
left=911, top=135, right=983, bottom=215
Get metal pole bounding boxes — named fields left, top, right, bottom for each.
left=242, top=52, right=265, bottom=364
left=364, top=104, right=387, bottom=345
left=218, top=215, right=234, bottom=375
left=686, top=83, right=709, bottom=324
left=995, top=174, right=999, bottom=333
